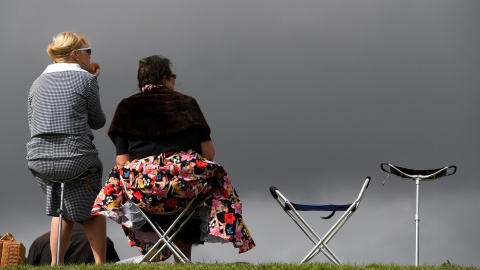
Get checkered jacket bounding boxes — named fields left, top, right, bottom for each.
left=28, top=63, right=105, bottom=140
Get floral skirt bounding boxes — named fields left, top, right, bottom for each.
left=92, top=150, right=255, bottom=260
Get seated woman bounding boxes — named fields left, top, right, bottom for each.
left=92, top=55, right=255, bottom=262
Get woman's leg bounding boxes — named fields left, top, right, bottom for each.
left=83, top=215, right=107, bottom=264
left=50, top=217, right=75, bottom=265
left=173, top=238, right=192, bottom=263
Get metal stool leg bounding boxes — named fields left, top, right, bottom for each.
left=56, top=182, right=65, bottom=265
left=415, top=178, right=420, bottom=266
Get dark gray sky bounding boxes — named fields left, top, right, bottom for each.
left=1, top=0, right=479, bottom=266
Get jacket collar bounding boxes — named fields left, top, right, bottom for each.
left=42, top=63, right=87, bottom=74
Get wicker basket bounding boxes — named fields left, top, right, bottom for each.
left=0, top=233, right=25, bottom=266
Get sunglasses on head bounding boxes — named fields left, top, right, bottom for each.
left=71, top=47, right=91, bottom=56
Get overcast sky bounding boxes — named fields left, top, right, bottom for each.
left=1, top=0, right=479, bottom=266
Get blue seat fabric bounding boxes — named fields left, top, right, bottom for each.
left=286, top=203, right=352, bottom=212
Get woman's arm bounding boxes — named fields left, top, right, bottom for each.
left=116, top=154, right=130, bottom=167
left=86, top=77, right=106, bottom=130
left=201, top=140, right=215, bottom=160
left=113, top=133, right=130, bottom=166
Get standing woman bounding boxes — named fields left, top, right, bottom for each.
left=27, top=32, right=106, bottom=265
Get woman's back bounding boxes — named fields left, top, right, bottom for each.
left=108, top=88, right=211, bottom=160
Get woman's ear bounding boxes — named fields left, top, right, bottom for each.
left=70, top=49, right=80, bottom=61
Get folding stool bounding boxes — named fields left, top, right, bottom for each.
left=30, top=167, right=98, bottom=265
left=269, top=176, right=370, bottom=265
left=118, top=173, right=211, bottom=263
left=380, top=163, right=456, bottom=266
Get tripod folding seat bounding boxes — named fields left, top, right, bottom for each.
left=380, top=163, right=457, bottom=266
left=269, top=176, right=370, bottom=265
left=29, top=167, right=99, bottom=265
left=117, top=173, right=211, bottom=263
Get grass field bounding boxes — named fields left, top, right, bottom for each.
left=4, top=262, right=479, bottom=270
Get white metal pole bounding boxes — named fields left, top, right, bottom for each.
left=56, top=182, right=65, bottom=265
left=415, top=178, right=420, bottom=266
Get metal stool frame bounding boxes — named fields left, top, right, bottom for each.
left=270, top=177, right=370, bottom=265
left=117, top=174, right=212, bottom=263
left=380, top=163, right=457, bottom=266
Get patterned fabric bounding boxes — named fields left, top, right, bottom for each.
left=27, top=63, right=106, bottom=221
left=92, top=150, right=255, bottom=260
left=141, top=84, right=164, bottom=92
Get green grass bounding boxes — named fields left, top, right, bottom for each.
left=3, top=262, right=479, bottom=270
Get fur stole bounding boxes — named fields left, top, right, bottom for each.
left=108, top=88, right=210, bottom=142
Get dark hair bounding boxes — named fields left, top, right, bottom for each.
left=137, top=55, right=173, bottom=89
